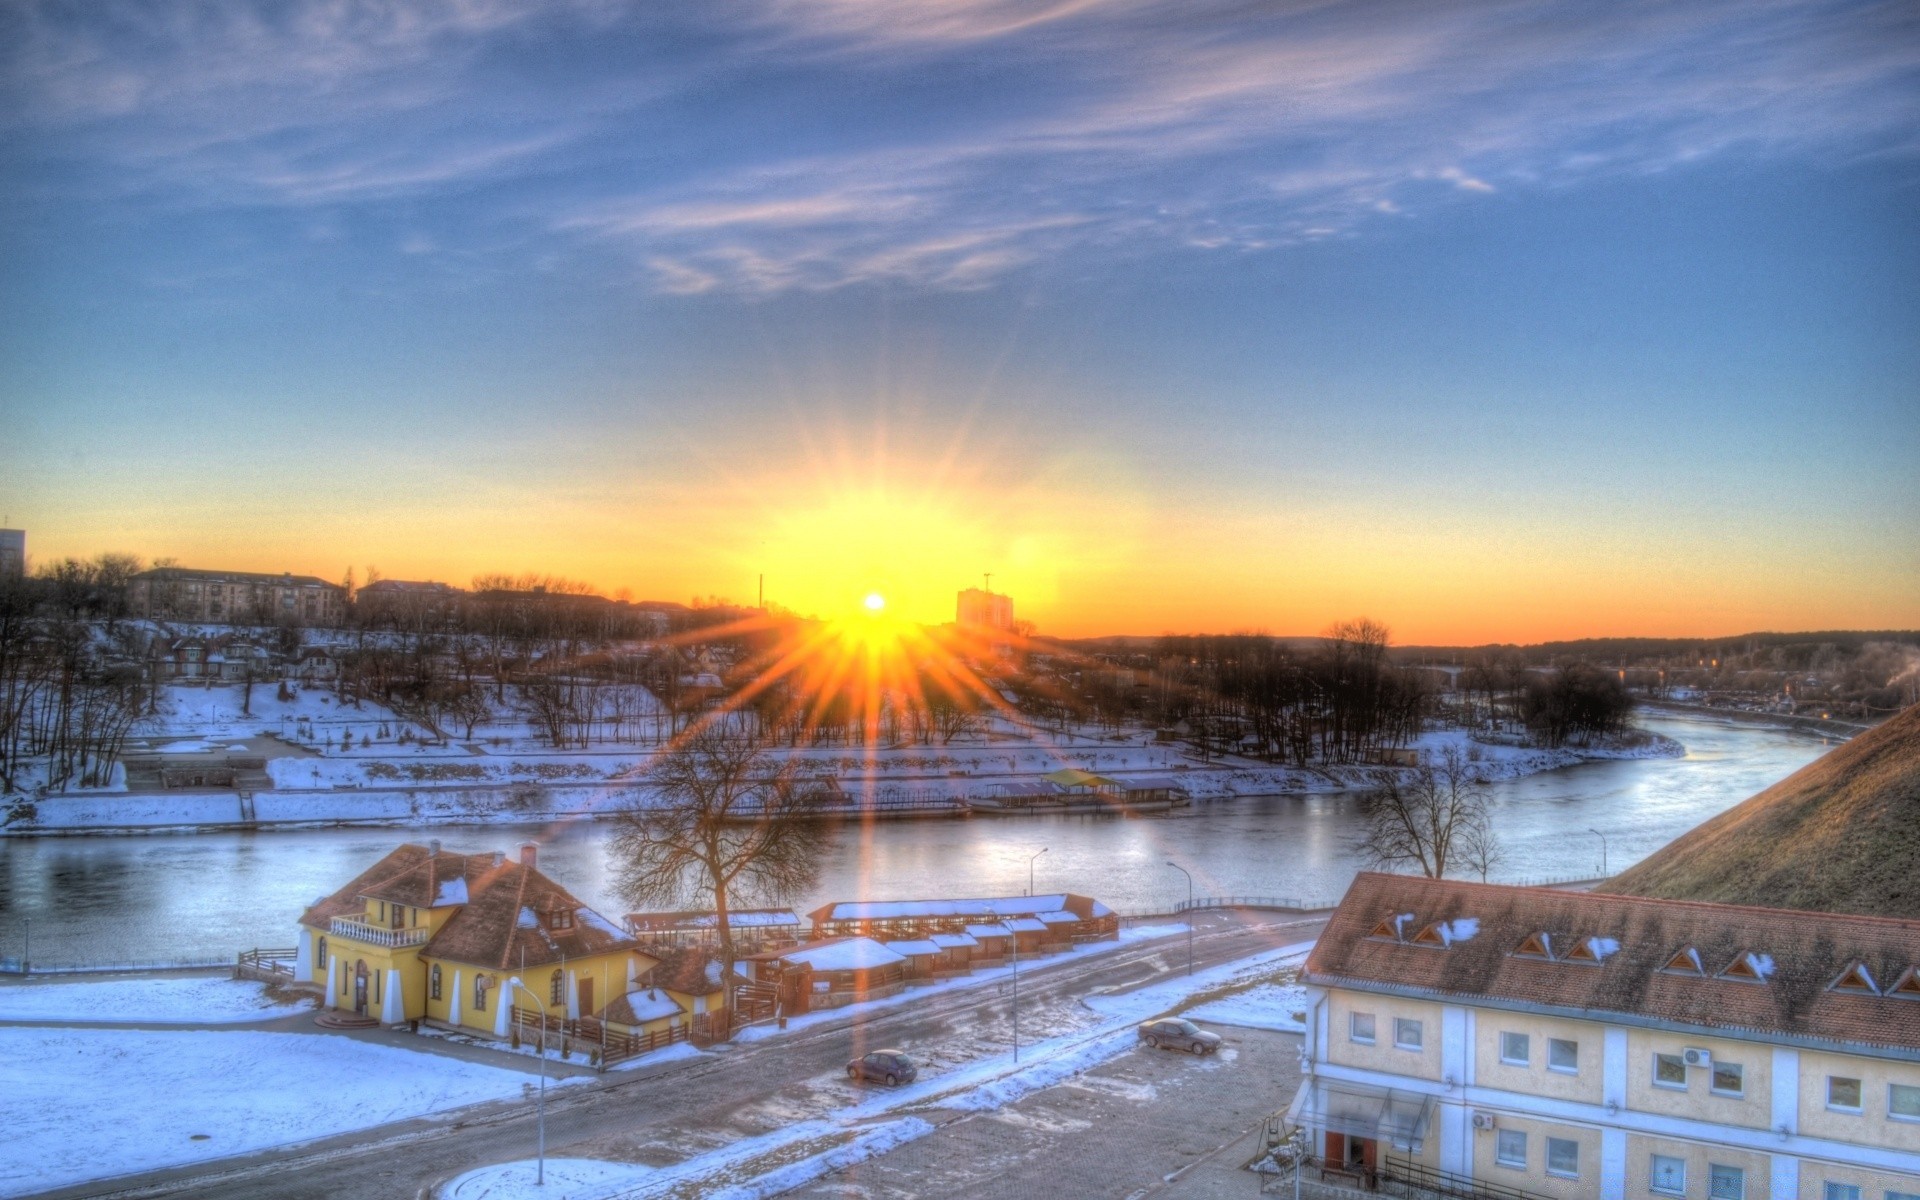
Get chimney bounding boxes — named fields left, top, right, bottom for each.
left=519, top=841, right=538, bottom=870
left=428, top=839, right=441, bottom=857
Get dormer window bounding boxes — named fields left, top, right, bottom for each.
left=1368, top=913, right=1416, bottom=942
left=547, top=907, right=574, bottom=931
left=1886, top=967, right=1920, bottom=1000
left=1411, top=923, right=1449, bottom=948
left=1719, top=951, right=1775, bottom=983
left=1512, top=932, right=1555, bottom=961
left=1661, top=947, right=1705, bottom=976
left=1828, top=962, right=1879, bottom=995
left=1562, top=936, right=1619, bottom=965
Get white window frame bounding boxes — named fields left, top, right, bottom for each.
left=1709, top=1163, right=1746, bottom=1200
left=1495, top=1129, right=1527, bottom=1168
left=1649, top=1154, right=1687, bottom=1196
left=1710, top=1060, right=1745, bottom=1098
left=1393, top=1017, right=1423, bottom=1050
left=1548, top=1037, right=1578, bottom=1074
left=1827, top=1075, right=1863, bottom=1113
left=1654, top=1052, right=1688, bottom=1090
left=1349, top=1012, right=1376, bottom=1045
left=1545, top=1137, right=1579, bottom=1179
left=1889, top=1082, right=1920, bottom=1123
left=1500, top=1031, right=1530, bottom=1066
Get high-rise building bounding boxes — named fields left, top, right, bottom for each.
left=956, top=586, right=1013, bottom=632
left=0, top=529, right=23, bottom=580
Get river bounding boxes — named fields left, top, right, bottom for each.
left=0, top=713, right=1836, bottom=968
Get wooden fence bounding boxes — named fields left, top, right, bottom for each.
left=509, top=1005, right=689, bottom=1070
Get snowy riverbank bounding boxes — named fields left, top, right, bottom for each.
left=3, top=726, right=1682, bottom=835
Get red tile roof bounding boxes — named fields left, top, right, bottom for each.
left=1307, top=873, right=1920, bottom=1054
left=301, top=843, right=644, bottom=972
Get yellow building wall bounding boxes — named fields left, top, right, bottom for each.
left=1474, top=1012, right=1607, bottom=1105
left=1622, top=1133, right=1773, bottom=1200
left=1797, top=1158, right=1920, bottom=1199
left=1795, top=1049, right=1920, bottom=1155
left=1474, top=1113, right=1603, bottom=1200
left=420, top=950, right=647, bottom=1036
left=1625, top=1030, right=1774, bottom=1131
left=319, top=939, right=426, bottom=1020
left=1326, top=989, right=1445, bottom=1082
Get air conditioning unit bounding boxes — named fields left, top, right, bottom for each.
left=1471, top=1112, right=1497, bottom=1131
left=1683, top=1048, right=1713, bottom=1069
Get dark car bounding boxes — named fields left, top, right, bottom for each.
left=847, top=1049, right=919, bottom=1085
left=1138, top=1017, right=1223, bottom=1054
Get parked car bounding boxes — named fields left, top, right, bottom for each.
left=847, top=1049, right=919, bottom=1085
left=1138, top=1017, right=1223, bottom=1054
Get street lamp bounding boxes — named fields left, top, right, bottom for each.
left=1028, top=847, right=1048, bottom=897
left=1587, top=828, right=1608, bottom=878
left=507, top=958, right=549, bottom=1186
left=1166, top=861, right=1194, bottom=976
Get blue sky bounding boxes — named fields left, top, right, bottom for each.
left=2, top=0, right=1916, bottom=638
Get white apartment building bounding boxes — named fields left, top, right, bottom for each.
left=1292, top=873, right=1920, bottom=1200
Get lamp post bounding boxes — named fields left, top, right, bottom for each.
left=1011, top=925, right=1021, bottom=1064
left=1028, top=847, right=1048, bottom=897
left=1166, top=861, right=1193, bottom=976
left=1587, top=828, right=1608, bottom=878
left=509, top=952, right=548, bottom=1186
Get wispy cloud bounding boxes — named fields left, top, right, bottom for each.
left=5, top=0, right=1915, bottom=291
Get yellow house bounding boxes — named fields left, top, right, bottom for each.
left=298, top=840, right=657, bottom=1040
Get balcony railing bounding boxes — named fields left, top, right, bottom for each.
left=329, top=916, right=429, bottom=948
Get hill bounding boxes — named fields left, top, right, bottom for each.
left=1600, top=704, right=1920, bottom=918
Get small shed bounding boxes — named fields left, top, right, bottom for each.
left=966, top=923, right=1014, bottom=965
left=745, top=937, right=909, bottom=1012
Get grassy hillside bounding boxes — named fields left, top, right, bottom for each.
left=1601, top=704, right=1920, bottom=918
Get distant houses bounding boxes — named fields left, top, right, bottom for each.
left=129, top=567, right=347, bottom=626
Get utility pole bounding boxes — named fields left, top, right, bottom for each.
left=1011, top=935, right=1020, bottom=1062
left=513, top=947, right=547, bottom=1186
left=1166, top=861, right=1194, bottom=976
left=983, top=572, right=992, bottom=593
left=1028, top=847, right=1048, bottom=897
left=1588, top=828, right=1608, bottom=877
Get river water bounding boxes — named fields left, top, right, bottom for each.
left=0, top=713, right=1835, bottom=968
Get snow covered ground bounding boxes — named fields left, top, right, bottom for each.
left=732, top=923, right=1191, bottom=1043
left=0, top=975, right=312, bottom=1024
left=0, top=1028, right=559, bottom=1196
left=1184, top=981, right=1310, bottom=1033
left=436, top=939, right=1316, bottom=1200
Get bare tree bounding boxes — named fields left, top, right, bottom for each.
left=608, top=726, right=829, bottom=1019
left=1357, top=744, right=1498, bottom=880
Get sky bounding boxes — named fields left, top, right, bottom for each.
left=2, top=0, right=1917, bottom=642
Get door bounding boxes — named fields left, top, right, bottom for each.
left=353, top=961, right=369, bottom=1015
left=577, top=976, right=594, bottom=1018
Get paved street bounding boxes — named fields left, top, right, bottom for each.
left=41, top=911, right=1322, bottom=1200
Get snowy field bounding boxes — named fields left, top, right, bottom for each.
left=0, top=975, right=312, bottom=1024
left=0, top=1028, right=555, bottom=1196
left=1183, top=980, right=1309, bottom=1032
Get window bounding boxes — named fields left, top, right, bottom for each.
left=1548, top=1038, right=1578, bottom=1073
left=1500, top=1032, right=1531, bottom=1065
left=550, top=970, right=565, bottom=1006
left=316, top=936, right=328, bottom=969
left=1710, top=1061, right=1744, bottom=1097
left=1828, top=1076, right=1863, bottom=1111
left=1709, top=1164, right=1745, bottom=1200
left=1887, top=1192, right=1920, bottom=1200
left=1655, top=1053, right=1688, bottom=1088
left=430, top=964, right=442, bottom=1001
left=474, top=976, right=488, bottom=1013
left=1349, top=1012, right=1376, bottom=1044
left=1650, top=1154, right=1686, bottom=1196
left=1394, top=1018, right=1423, bottom=1050
left=1545, top=1137, right=1578, bottom=1179
left=1825, top=1186, right=1862, bottom=1200
left=1891, top=1083, right=1920, bottom=1121
left=1495, top=1129, right=1526, bottom=1168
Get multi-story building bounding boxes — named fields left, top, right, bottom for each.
left=0, top=528, right=23, bottom=580
left=128, top=567, right=346, bottom=626
left=1293, top=873, right=1920, bottom=1200
left=956, top=586, right=1014, bottom=633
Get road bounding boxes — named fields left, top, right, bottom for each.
left=40, top=911, right=1325, bottom=1200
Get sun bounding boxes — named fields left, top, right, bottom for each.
left=863, top=592, right=886, bottom=613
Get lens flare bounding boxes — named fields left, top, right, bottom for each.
left=864, top=592, right=886, bottom=612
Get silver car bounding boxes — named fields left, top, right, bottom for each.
left=1138, top=1017, right=1223, bottom=1054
